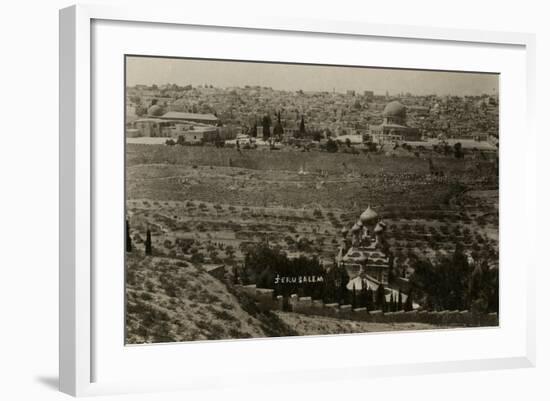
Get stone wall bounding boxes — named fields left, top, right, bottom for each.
left=235, top=284, right=498, bottom=327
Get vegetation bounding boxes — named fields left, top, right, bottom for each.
left=145, top=228, right=152, bottom=255
left=126, top=219, right=132, bottom=252
left=409, top=244, right=498, bottom=313
left=326, top=138, right=338, bottom=153
left=240, top=244, right=325, bottom=299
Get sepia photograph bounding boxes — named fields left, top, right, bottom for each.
left=124, top=55, right=499, bottom=344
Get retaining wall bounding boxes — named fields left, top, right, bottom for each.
left=234, top=284, right=498, bottom=327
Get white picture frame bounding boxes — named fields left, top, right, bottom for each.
left=59, top=4, right=536, bottom=397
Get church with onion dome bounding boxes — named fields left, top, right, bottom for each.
left=336, top=206, right=391, bottom=289
left=369, top=100, right=421, bottom=144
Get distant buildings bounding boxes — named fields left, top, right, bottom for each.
left=363, top=90, right=374, bottom=101
left=368, top=101, right=421, bottom=144
left=128, top=118, right=173, bottom=137
left=159, top=111, right=218, bottom=125
left=125, top=85, right=498, bottom=150
left=172, top=123, right=219, bottom=144
left=126, top=111, right=220, bottom=143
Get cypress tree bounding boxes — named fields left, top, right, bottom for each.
left=376, top=284, right=386, bottom=311
left=404, top=289, right=413, bottom=311
left=250, top=120, right=258, bottom=138
left=360, top=279, right=368, bottom=308
left=262, top=115, right=271, bottom=140
left=338, top=267, right=349, bottom=305
left=125, top=219, right=132, bottom=253
left=273, top=111, right=284, bottom=139
left=145, top=228, right=152, bottom=256
left=299, top=115, right=306, bottom=136
left=397, top=289, right=403, bottom=311
left=366, top=287, right=374, bottom=311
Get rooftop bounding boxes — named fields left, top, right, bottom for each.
left=160, top=112, right=218, bottom=122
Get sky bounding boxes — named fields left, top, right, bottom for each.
left=126, top=56, right=499, bottom=97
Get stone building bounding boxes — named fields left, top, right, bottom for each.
left=369, top=101, right=421, bottom=144
left=336, top=206, right=391, bottom=287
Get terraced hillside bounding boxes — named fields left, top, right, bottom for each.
left=125, top=143, right=499, bottom=343
left=125, top=254, right=297, bottom=343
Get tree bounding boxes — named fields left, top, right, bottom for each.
left=261, top=115, right=271, bottom=140
left=366, top=142, right=378, bottom=152
left=359, top=281, right=369, bottom=308
left=126, top=219, right=132, bottom=252
left=326, top=138, right=338, bottom=153
left=233, top=266, right=241, bottom=285
left=404, top=289, right=413, bottom=311
left=454, top=142, right=463, bottom=158
left=145, top=228, right=152, bottom=256
left=250, top=120, right=258, bottom=138
left=225, top=245, right=236, bottom=259
left=351, top=283, right=357, bottom=308
left=375, top=284, right=386, bottom=311
left=273, top=111, right=284, bottom=139
left=366, top=287, right=374, bottom=311
left=409, top=243, right=471, bottom=311
left=337, top=268, right=350, bottom=305
left=397, top=289, right=403, bottom=311
left=299, top=115, right=306, bottom=136
left=213, top=131, right=223, bottom=148
left=135, top=105, right=148, bottom=117
left=243, top=243, right=324, bottom=298
left=129, top=95, right=142, bottom=105
left=190, top=252, right=204, bottom=264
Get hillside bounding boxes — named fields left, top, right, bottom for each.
left=275, top=311, right=441, bottom=336
left=125, top=254, right=296, bottom=344
left=125, top=253, right=443, bottom=344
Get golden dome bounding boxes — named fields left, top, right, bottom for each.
left=359, top=206, right=378, bottom=224
left=383, top=101, right=407, bottom=118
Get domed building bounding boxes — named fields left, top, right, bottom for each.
left=359, top=205, right=378, bottom=225
left=382, top=101, right=407, bottom=124
left=147, top=104, right=164, bottom=117
left=336, top=206, right=390, bottom=287
left=369, top=100, right=421, bottom=144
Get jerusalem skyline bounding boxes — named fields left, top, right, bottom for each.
left=126, top=56, right=499, bottom=97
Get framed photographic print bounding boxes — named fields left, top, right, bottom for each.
left=59, top=4, right=536, bottom=397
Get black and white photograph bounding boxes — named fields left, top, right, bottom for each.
left=124, top=56, right=499, bottom=344
left=3, top=0, right=548, bottom=399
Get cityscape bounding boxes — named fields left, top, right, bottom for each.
left=124, top=56, right=499, bottom=344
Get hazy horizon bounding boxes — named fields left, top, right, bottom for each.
left=126, top=56, right=499, bottom=97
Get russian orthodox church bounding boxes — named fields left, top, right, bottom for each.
left=336, top=206, right=391, bottom=290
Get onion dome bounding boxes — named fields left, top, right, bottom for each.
left=382, top=101, right=407, bottom=118
left=350, top=223, right=361, bottom=233
left=147, top=104, right=164, bottom=116
left=341, top=227, right=349, bottom=235
left=359, top=206, right=378, bottom=224
left=374, top=221, right=386, bottom=234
